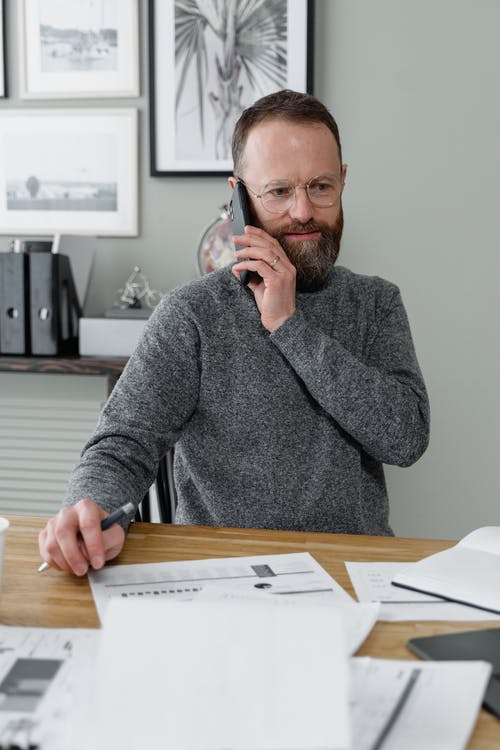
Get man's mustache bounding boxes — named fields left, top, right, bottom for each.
left=276, top=221, right=325, bottom=237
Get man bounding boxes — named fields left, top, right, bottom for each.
left=39, top=89, right=430, bottom=576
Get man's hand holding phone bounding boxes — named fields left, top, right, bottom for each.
left=232, top=225, right=297, bottom=333
left=230, top=180, right=296, bottom=332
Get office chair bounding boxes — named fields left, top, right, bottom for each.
left=137, top=448, right=177, bottom=523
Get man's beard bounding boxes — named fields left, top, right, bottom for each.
left=262, top=206, right=344, bottom=292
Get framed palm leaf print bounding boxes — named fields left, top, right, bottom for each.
left=148, top=0, right=314, bottom=176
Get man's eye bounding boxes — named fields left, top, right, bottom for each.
left=268, top=186, right=292, bottom=198
left=311, top=181, right=334, bottom=193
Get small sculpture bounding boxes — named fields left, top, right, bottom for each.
left=113, top=266, right=162, bottom=310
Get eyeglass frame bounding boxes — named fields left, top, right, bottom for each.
left=235, top=172, right=345, bottom=214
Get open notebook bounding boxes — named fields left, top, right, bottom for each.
left=392, top=527, right=500, bottom=614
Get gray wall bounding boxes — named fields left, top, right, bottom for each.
left=1, top=0, right=499, bottom=538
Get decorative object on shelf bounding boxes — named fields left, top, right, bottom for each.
left=0, top=0, right=5, bottom=98
left=19, top=0, right=139, bottom=98
left=0, top=108, right=137, bottom=237
left=149, top=0, right=314, bottom=175
left=196, top=206, right=234, bottom=275
left=111, top=266, right=162, bottom=315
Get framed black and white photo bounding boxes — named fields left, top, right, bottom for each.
left=0, top=0, right=6, bottom=98
left=0, top=109, right=138, bottom=236
left=149, top=0, right=314, bottom=176
left=19, top=0, right=139, bottom=98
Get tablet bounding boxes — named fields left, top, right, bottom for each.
left=408, top=627, right=500, bottom=718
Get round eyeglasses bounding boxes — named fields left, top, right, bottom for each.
left=237, top=173, right=343, bottom=214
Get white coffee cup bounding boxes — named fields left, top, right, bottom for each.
left=0, top=517, right=9, bottom=593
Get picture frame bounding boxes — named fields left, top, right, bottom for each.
left=19, top=0, right=139, bottom=99
left=149, top=0, right=314, bottom=176
left=0, top=108, right=138, bottom=237
left=0, top=0, right=6, bottom=98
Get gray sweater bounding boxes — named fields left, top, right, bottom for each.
left=65, top=265, right=429, bottom=535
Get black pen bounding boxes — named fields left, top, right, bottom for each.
left=37, top=501, right=135, bottom=573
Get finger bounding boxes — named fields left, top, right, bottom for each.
left=232, top=259, right=284, bottom=282
left=39, top=517, right=81, bottom=574
left=102, top=524, right=127, bottom=562
left=234, top=240, right=292, bottom=271
left=76, top=500, right=109, bottom=571
left=55, top=500, right=104, bottom=576
left=232, top=234, right=250, bottom=248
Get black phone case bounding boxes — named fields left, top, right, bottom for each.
left=230, top=182, right=252, bottom=285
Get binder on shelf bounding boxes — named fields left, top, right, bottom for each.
left=29, top=252, right=81, bottom=356
left=0, top=251, right=29, bottom=354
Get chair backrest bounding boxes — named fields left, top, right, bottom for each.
left=137, top=448, right=177, bottom=523
left=156, top=448, right=177, bottom=523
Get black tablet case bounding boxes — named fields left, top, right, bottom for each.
left=408, top=627, right=500, bottom=718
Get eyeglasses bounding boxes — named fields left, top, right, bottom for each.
left=237, top=173, right=344, bottom=214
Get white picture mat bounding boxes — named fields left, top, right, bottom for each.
left=0, top=108, right=137, bottom=236
left=152, top=0, right=310, bottom=173
left=19, top=0, right=139, bottom=98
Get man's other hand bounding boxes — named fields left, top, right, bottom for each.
left=38, top=499, right=126, bottom=576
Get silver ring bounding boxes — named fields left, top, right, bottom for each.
left=269, top=256, right=280, bottom=268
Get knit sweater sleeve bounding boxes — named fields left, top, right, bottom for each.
left=269, top=285, right=430, bottom=467
left=63, top=293, right=200, bottom=517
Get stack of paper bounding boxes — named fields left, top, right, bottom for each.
left=89, top=551, right=380, bottom=655
left=86, top=597, right=351, bottom=750
left=82, top=598, right=491, bottom=750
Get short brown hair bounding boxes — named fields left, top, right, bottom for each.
left=232, top=89, right=342, bottom=176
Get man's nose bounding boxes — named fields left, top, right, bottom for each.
left=287, top=185, right=314, bottom=223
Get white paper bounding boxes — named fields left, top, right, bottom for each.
left=88, top=597, right=351, bottom=750
left=346, top=561, right=500, bottom=621
left=0, top=626, right=98, bottom=750
left=392, top=527, right=500, bottom=614
left=89, top=551, right=354, bottom=622
left=350, top=658, right=491, bottom=750
left=196, top=582, right=379, bottom=656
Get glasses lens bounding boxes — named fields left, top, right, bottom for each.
left=261, top=182, right=295, bottom=213
left=307, top=175, right=340, bottom=206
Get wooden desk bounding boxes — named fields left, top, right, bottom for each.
left=2, top=516, right=498, bottom=748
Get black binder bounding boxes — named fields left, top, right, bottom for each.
left=408, top=627, right=500, bottom=717
left=29, top=253, right=81, bottom=356
left=0, top=251, right=29, bottom=354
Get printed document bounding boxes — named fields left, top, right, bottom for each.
left=350, top=657, right=491, bottom=750
left=89, top=551, right=353, bottom=620
left=0, top=626, right=98, bottom=750
left=89, top=551, right=379, bottom=654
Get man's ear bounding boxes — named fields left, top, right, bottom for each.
left=228, top=176, right=237, bottom=190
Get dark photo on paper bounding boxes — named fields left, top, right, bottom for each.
left=0, top=658, right=62, bottom=713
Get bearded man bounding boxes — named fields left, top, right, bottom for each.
left=39, top=90, right=430, bottom=576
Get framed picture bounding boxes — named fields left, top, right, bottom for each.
left=19, top=0, right=139, bottom=98
left=0, top=0, right=6, bottom=98
left=0, top=109, right=138, bottom=236
left=149, top=0, right=314, bottom=176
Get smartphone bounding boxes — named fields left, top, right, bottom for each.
left=229, top=181, right=252, bottom=286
